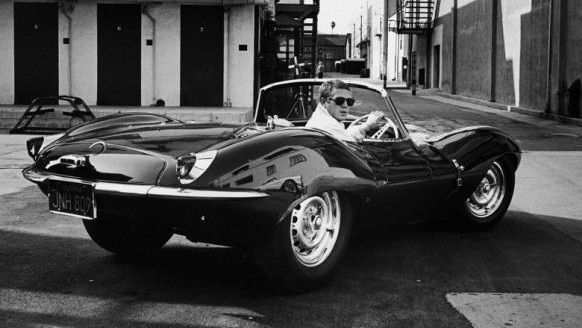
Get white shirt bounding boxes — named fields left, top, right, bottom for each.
left=306, top=104, right=369, bottom=143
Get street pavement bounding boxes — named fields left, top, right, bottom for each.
left=1, top=81, right=582, bottom=327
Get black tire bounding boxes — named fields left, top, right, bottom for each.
left=256, top=191, right=353, bottom=293
left=455, top=157, right=515, bottom=230
left=83, top=213, right=173, bottom=256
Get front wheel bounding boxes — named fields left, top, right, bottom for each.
left=83, top=213, right=173, bottom=256
left=257, top=191, right=353, bottom=293
left=455, top=158, right=515, bottom=230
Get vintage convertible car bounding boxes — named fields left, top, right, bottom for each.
left=22, top=79, right=521, bottom=292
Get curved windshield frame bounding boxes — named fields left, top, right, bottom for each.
left=255, top=80, right=409, bottom=141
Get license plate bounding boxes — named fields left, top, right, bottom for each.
left=49, top=180, right=96, bottom=220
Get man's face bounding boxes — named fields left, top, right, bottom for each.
left=324, top=88, right=353, bottom=121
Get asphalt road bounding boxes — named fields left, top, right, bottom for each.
left=1, top=92, right=582, bottom=328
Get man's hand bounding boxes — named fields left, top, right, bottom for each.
left=364, top=111, right=385, bottom=130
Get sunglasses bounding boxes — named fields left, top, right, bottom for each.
left=328, top=97, right=356, bottom=106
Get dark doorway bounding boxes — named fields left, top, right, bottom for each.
left=97, top=4, right=141, bottom=106
left=181, top=6, right=224, bottom=106
left=433, top=45, right=440, bottom=88
left=14, top=3, right=59, bottom=105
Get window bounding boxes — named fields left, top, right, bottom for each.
left=289, top=154, right=307, bottom=167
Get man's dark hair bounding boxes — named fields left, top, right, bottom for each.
left=319, top=79, right=350, bottom=104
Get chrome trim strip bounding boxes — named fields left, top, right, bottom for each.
left=23, top=167, right=269, bottom=199
left=49, top=210, right=96, bottom=221
left=95, top=183, right=152, bottom=195
left=148, top=187, right=269, bottom=199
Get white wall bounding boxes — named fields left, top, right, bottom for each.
left=142, top=4, right=181, bottom=106
left=0, top=1, right=256, bottom=107
left=224, top=6, right=255, bottom=108
left=71, top=1, right=98, bottom=105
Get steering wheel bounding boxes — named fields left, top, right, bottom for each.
left=347, top=114, right=400, bottom=139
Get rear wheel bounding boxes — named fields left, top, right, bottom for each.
left=257, top=191, right=353, bottom=293
left=455, top=158, right=515, bottom=230
left=83, top=213, right=173, bottom=256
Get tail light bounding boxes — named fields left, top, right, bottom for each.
left=26, top=133, right=64, bottom=160
left=26, top=137, right=44, bottom=160
left=176, top=150, right=217, bottom=184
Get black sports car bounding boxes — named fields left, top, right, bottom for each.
left=23, top=79, right=521, bottom=292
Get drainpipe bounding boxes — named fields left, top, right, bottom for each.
left=142, top=5, right=157, bottom=105
left=224, top=4, right=231, bottom=107
left=59, top=3, right=73, bottom=96
left=545, top=0, right=554, bottom=113
left=382, top=1, right=389, bottom=88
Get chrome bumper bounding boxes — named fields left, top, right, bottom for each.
left=23, top=166, right=270, bottom=200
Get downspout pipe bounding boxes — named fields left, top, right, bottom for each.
left=545, top=0, right=554, bottom=113
left=142, top=5, right=157, bottom=105
left=382, top=0, right=389, bottom=88
left=224, top=5, right=231, bottom=107
left=59, top=3, right=73, bottom=96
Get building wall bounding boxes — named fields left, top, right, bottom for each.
left=428, top=0, right=579, bottom=117
left=456, top=0, right=492, bottom=100
left=430, top=24, right=443, bottom=88
left=226, top=6, right=255, bottom=108
left=564, top=0, right=581, bottom=117
left=0, top=0, right=256, bottom=107
left=71, top=1, right=98, bottom=105
left=0, top=2, right=15, bottom=104
left=140, top=4, right=180, bottom=106
left=517, top=0, right=547, bottom=110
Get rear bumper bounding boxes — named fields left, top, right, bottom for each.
left=23, top=166, right=294, bottom=245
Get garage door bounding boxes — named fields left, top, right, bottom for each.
left=97, top=4, right=141, bottom=106
left=14, top=3, right=59, bottom=105
left=181, top=6, right=224, bottom=106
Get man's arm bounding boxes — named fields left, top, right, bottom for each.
left=346, top=111, right=385, bottom=142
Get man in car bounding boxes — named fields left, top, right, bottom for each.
left=306, top=79, right=384, bottom=143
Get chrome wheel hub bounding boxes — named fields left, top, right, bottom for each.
left=466, top=161, right=506, bottom=219
left=290, top=191, right=341, bottom=267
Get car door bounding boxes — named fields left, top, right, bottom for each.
left=360, top=139, right=435, bottom=224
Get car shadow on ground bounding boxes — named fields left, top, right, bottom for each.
left=2, top=187, right=582, bottom=327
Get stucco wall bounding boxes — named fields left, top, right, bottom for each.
left=0, top=2, right=15, bottom=104
left=225, top=6, right=255, bottom=108
left=0, top=0, right=256, bottom=107
left=494, top=0, right=529, bottom=107
left=518, top=0, right=548, bottom=110
left=141, top=4, right=181, bottom=106
left=565, top=0, right=582, bottom=116
left=456, top=0, right=492, bottom=100
left=71, top=1, right=98, bottom=105
left=430, top=24, right=443, bottom=88
left=435, top=0, right=545, bottom=107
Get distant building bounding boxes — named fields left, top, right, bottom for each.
left=316, top=34, right=348, bottom=72
left=348, top=0, right=582, bottom=119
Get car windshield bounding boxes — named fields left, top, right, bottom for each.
left=255, top=80, right=407, bottom=139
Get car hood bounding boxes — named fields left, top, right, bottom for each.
left=58, top=122, right=249, bottom=158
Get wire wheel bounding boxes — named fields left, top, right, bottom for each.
left=466, top=161, right=506, bottom=220
left=290, top=191, right=341, bottom=267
